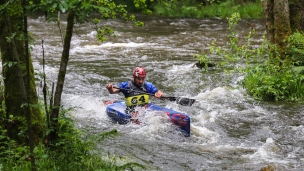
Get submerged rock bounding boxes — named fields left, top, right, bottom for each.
left=259, top=164, right=276, bottom=171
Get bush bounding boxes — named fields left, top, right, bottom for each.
left=242, top=58, right=304, bottom=101
left=0, top=111, right=145, bottom=171
left=286, top=31, right=304, bottom=66
left=194, top=13, right=304, bottom=102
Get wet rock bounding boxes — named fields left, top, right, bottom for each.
left=194, top=62, right=216, bottom=69
left=259, top=164, right=276, bottom=171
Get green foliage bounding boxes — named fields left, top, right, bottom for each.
left=193, top=53, right=212, bottom=70
left=97, top=26, right=116, bottom=42
left=29, top=0, right=146, bottom=42
left=1, top=0, right=151, bottom=170
left=242, top=59, right=304, bottom=101
left=0, top=110, right=145, bottom=171
left=242, top=32, right=304, bottom=101
left=197, top=12, right=260, bottom=68
left=3, top=61, right=18, bottom=68
left=195, top=12, right=304, bottom=102
left=286, top=31, right=304, bottom=66
left=152, top=0, right=263, bottom=18
left=0, top=0, right=23, bottom=16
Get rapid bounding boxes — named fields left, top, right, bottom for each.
left=29, top=15, right=304, bottom=170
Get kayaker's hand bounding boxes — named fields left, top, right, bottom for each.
left=154, top=91, right=164, bottom=98
left=106, top=83, right=113, bottom=90
left=106, top=83, right=119, bottom=94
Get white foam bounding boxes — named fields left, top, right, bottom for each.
left=131, top=110, right=173, bottom=137
left=168, top=64, right=200, bottom=73
left=99, top=42, right=154, bottom=48
left=191, top=125, right=220, bottom=143
left=248, top=138, right=288, bottom=164
left=63, top=94, right=108, bottom=121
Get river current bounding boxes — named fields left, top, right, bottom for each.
left=29, top=15, right=304, bottom=170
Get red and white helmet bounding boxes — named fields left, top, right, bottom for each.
left=132, top=67, right=146, bottom=78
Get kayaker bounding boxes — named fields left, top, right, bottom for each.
left=106, top=67, right=164, bottom=115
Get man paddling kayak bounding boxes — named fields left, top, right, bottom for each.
left=106, top=67, right=164, bottom=118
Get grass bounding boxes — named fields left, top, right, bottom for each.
left=152, top=0, right=263, bottom=19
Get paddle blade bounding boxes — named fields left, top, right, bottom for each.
left=176, top=97, right=196, bottom=106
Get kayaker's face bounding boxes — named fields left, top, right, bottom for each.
left=134, top=77, right=145, bottom=87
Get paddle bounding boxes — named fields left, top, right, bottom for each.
left=113, top=86, right=196, bottom=106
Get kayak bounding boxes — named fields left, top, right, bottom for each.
left=104, top=100, right=191, bottom=136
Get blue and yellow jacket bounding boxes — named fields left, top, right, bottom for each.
left=117, top=81, right=158, bottom=107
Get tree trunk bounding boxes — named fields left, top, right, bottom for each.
left=273, top=0, right=292, bottom=60
left=0, top=2, right=43, bottom=144
left=289, top=0, right=304, bottom=31
left=264, top=0, right=292, bottom=60
left=301, top=0, right=304, bottom=30
left=263, top=0, right=275, bottom=43
left=49, top=9, right=75, bottom=142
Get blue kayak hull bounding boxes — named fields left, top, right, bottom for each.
left=105, top=101, right=190, bottom=136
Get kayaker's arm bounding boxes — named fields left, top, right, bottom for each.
left=106, top=83, right=120, bottom=94
left=145, top=82, right=164, bottom=98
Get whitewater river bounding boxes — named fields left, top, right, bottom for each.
left=29, top=15, right=304, bottom=170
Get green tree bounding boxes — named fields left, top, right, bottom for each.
left=0, top=1, right=44, bottom=144
left=263, top=0, right=304, bottom=59
left=0, top=0, right=153, bottom=143
left=0, top=0, right=152, bottom=169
